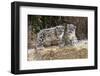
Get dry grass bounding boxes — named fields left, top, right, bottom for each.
left=27, top=41, right=88, bottom=61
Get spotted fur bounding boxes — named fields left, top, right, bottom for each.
left=36, top=24, right=78, bottom=50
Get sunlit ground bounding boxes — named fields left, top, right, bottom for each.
left=27, top=40, right=88, bottom=61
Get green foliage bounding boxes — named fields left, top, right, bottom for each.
left=28, top=15, right=64, bottom=34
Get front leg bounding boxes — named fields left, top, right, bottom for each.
left=58, top=38, right=65, bottom=48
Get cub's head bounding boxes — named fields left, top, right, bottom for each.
left=67, top=24, right=76, bottom=34
left=56, top=25, right=65, bottom=36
